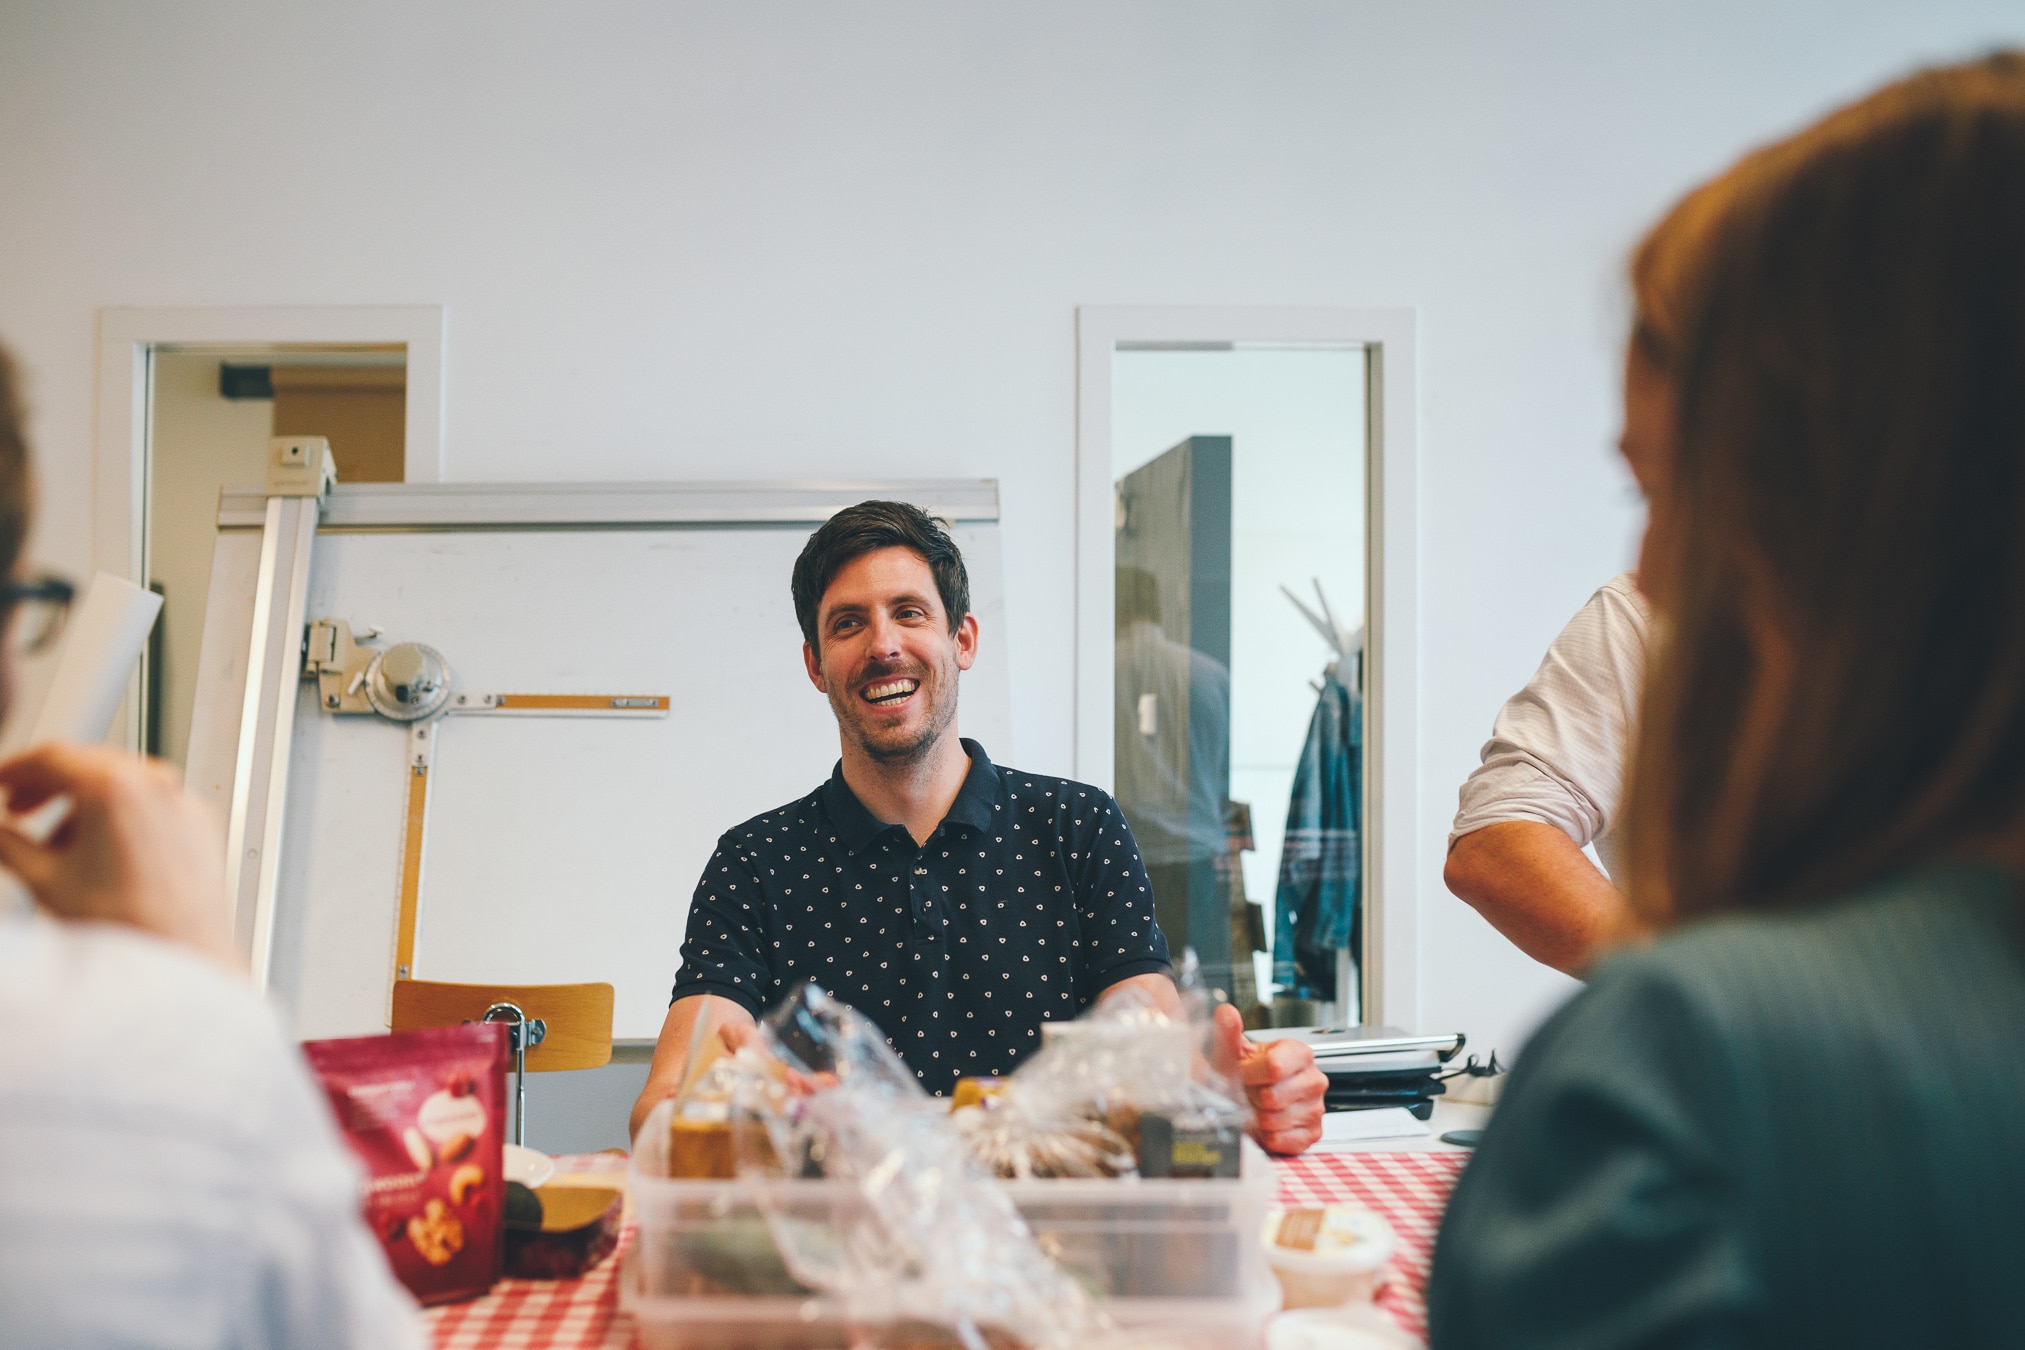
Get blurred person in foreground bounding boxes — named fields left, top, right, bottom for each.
left=1429, top=55, right=2025, bottom=1347
left=0, top=350, right=421, bottom=1347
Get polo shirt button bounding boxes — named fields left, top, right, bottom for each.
left=914, top=867, right=927, bottom=876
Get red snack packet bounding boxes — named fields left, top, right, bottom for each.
left=303, top=1023, right=509, bottom=1305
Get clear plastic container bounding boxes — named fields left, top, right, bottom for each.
left=624, top=1098, right=1282, bottom=1346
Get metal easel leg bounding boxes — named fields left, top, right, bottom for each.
left=223, top=440, right=333, bottom=989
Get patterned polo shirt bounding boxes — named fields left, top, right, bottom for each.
left=671, top=739, right=1171, bottom=1094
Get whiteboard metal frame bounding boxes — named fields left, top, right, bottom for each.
left=93, top=306, right=446, bottom=748
left=213, top=479, right=1001, bottom=533
left=215, top=477, right=1002, bottom=990
left=1073, top=306, right=1419, bottom=1031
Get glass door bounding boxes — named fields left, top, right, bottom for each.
left=1111, top=344, right=1367, bottom=1025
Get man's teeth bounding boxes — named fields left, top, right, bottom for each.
left=865, top=679, right=919, bottom=703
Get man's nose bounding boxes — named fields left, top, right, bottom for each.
left=865, top=612, right=904, bottom=658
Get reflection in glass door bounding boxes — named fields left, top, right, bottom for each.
left=1114, top=435, right=1235, bottom=1005
left=1111, top=345, right=1366, bottom=1026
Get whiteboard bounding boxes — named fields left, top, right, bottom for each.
left=185, top=483, right=1008, bottom=1041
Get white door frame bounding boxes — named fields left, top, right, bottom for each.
left=1074, top=305, right=1419, bottom=1030
left=93, top=305, right=446, bottom=748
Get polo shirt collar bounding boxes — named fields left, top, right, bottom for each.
left=820, top=738, right=1003, bottom=854
left=943, top=739, right=1001, bottom=834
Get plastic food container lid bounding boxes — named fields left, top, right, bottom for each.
left=1261, top=1204, right=1396, bottom=1275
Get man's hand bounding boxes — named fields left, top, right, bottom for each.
left=1211, top=1002, right=1327, bottom=1155
left=0, top=742, right=240, bottom=972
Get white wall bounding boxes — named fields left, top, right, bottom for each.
left=3, top=1, right=2021, bottom=1061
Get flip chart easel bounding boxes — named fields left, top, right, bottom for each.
left=186, top=444, right=1009, bottom=1040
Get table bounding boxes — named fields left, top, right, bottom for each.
left=1275, top=1149, right=1467, bottom=1342
left=425, top=1145, right=1470, bottom=1348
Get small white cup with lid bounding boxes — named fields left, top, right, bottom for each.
left=1261, top=1204, right=1397, bottom=1308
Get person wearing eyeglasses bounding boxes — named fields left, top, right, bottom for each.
left=0, top=573, right=72, bottom=656
left=0, top=349, right=423, bottom=1346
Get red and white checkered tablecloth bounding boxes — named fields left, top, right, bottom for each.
left=426, top=1225, right=636, bottom=1350
left=422, top=1149, right=1470, bottom=1348
left=424, top=1155, right=635, bottom=1350
left=1274, top=1150, right=1469, bottom=1344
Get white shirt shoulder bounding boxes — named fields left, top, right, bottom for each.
left=1450, top=572, right=1652, bottom=876
left=0, top=910, right=422, bottom=1349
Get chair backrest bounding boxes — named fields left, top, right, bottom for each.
left=389, top=980, right=614, bottom=1071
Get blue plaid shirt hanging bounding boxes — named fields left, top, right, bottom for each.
left=1272, top=667, right=1362, bottom=1001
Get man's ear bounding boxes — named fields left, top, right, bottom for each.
left=953, top=612, right=980, bottom=672
left=802, top=640, right=828, bottom=693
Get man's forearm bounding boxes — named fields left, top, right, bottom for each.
left=627, top=993, right=757, bottom=1143
left=1443, top=820, right=1638, bottom=975
left=1096, top=970, right=1182, bottom=1015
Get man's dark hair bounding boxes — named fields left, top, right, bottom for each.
left=0, top=347, right=32, bottom=578
left=791, top=500, right=970, bottom=649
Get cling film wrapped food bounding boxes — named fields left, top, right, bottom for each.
left=736, top=982, right=1101, bottom=1350
left=951, top=1098, right=1135, bottom=1180
left=634, top=964, right=1271, bottom=1339
left=960, top=950, right=1252, bottom=1181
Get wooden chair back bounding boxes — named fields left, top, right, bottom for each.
left=390, top=980, right=614, bottom=1072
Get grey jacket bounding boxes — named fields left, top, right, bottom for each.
left=1429, top=862, right=2025, bottom=1348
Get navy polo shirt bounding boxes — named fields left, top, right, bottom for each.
left=671, top=739, right=1171, bottom=1094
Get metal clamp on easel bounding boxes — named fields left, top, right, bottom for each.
left=223, top=434, right=673, bottom=1004
left=480, top=1001, right=548, bottom=1147
left=297, top=619, right=669, bottom=1002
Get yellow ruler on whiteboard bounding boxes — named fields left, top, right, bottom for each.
left=302, top=615, right=671, bottom=1005
left=388, top=690, right=669, bottom=984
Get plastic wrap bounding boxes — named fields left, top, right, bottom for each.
left=737, top=982, right=1099, bottom=1350
left=976, top=951, right=1252, bottom=1180
left=951, top=1098, right=1135, bottom=1180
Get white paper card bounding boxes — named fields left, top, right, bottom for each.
left=1318, top=1107, right=1431, bottom=1144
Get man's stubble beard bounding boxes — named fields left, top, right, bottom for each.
left=828, top=658, right=960, bottom=766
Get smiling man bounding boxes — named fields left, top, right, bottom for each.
left=629, top=500, right=1325, bottom=1152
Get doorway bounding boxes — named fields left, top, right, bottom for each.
left=1111, top=345, right=1367, bottom=1026
left=92, top=305, right=443, bottom=761
left=1075, top=306, right=1419, bottom=1031
left=145, top=346, right=408, bottom=768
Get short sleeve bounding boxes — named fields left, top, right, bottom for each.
left=1426, top=954, right=1762, bottom=1349
left=1072, top=792, right=1172, bottom=1005
left=670, top=834, right=774, bottom=1017
left=1451, top=574, right=1651, bottom=856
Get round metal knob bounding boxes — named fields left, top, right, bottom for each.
left=364, top=643, right=452, bottom=721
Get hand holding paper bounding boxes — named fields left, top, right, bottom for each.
left=0, top=572, right=162, bottom=756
